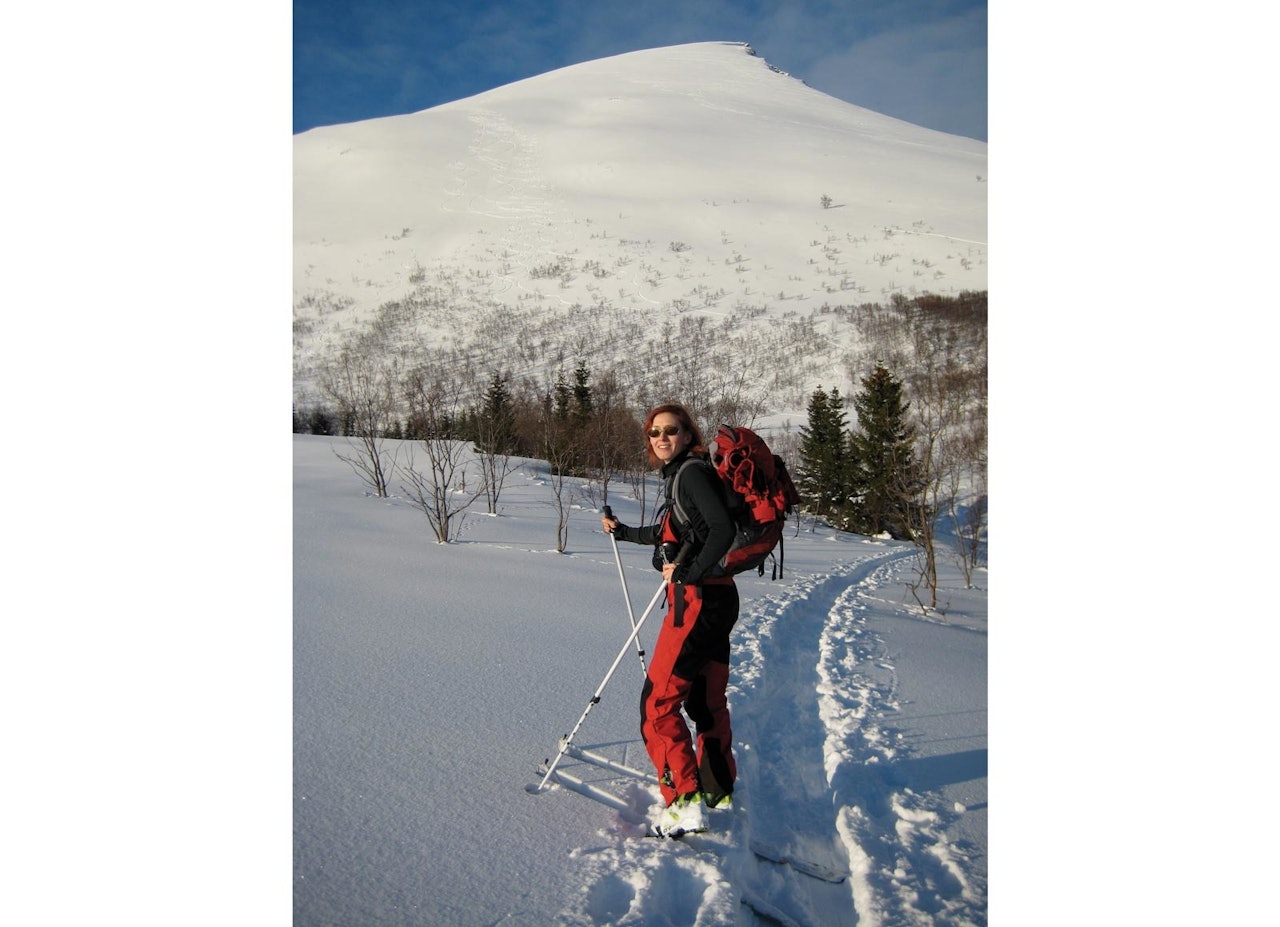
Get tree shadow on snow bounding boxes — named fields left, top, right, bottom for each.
left=892, top=748, right=987, bottom=793
left=834, top=747, right=988, bottom=819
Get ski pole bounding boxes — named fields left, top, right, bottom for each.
left=603, top=504, right=647, bottom=674
left=529, top=578, right=667, bottom=794
left=530, top=538, right=691, bottom=794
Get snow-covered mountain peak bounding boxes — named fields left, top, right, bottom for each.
left=293, top=41, right=987, bottom=416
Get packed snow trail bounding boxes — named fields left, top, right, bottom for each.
left=551, top=545, right=986, bottom=926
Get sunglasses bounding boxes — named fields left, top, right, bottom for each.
left=647, top=424, right=682, bottom=438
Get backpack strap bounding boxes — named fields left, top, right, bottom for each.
left=666, top=457, right=711, bottom=537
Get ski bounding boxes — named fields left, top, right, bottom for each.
left=533, top=750, right=842, bottom=884
left=641, top=829, right=844, bottom=883
left=739, top=891, right=808, bottom=927
left=642, top=823, right=709, bottom=840
left=748, top=838, right=848, bottom=884
left=533, top=765, right=634, bottom=813
left=564, top=744, right=659, bottom=785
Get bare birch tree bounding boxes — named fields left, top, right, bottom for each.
left=399, top=366, right=483, bottom=543
left=320, top=343, right=401, bottom=497
left=544, top=437, right=578, bottom=553
left=533, top=388, right=581, bottom=553
left=579, top=369, right=632, bottom=508
left=473, top=371, right=520, bottom=515
left=945, top=417, right=987, bottom=588
left=904, top=362, right=984, bottom=611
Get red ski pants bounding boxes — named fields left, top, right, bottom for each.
left=640, top=580, right=739, bottom=805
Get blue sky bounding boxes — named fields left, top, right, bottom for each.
left=294, top=0, right=987, bottom=141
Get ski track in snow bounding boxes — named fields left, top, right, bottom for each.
left=816, top=562, right=986, bottom=927
left=553, top=547, right=985, bottom=926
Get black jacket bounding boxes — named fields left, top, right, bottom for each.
left=615, top=450, right=735, bottom=583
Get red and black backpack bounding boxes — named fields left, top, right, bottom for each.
left=669, top=425, right=802, bottom=579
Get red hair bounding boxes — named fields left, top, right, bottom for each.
left=642, top=403, right=707, bottom=469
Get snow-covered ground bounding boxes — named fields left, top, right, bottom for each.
left=293, top=433, right=986, bottom=925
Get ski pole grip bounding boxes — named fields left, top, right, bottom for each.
left=673, top=539, right=695, bottom=565
left=603, top=505, right=614, bottom=518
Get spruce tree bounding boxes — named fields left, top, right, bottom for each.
left=478, top=371, right=517, bottom=455
left=308, top=407, right=334, bottom=436
left=849, top=364, right=917, bottom=538
left=797, top=386, right=829, bottom=510
left=545, top=370, right=579, bottom=474
left=553, top=370, right=572, bottom=421
left=826, top=387, right=856, bottom=525
left=571, top=360, right=593, bottom=423
left=798, top=386, right=850, bottom=519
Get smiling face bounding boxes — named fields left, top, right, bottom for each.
left=648, top=411, right=691, bottom=465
